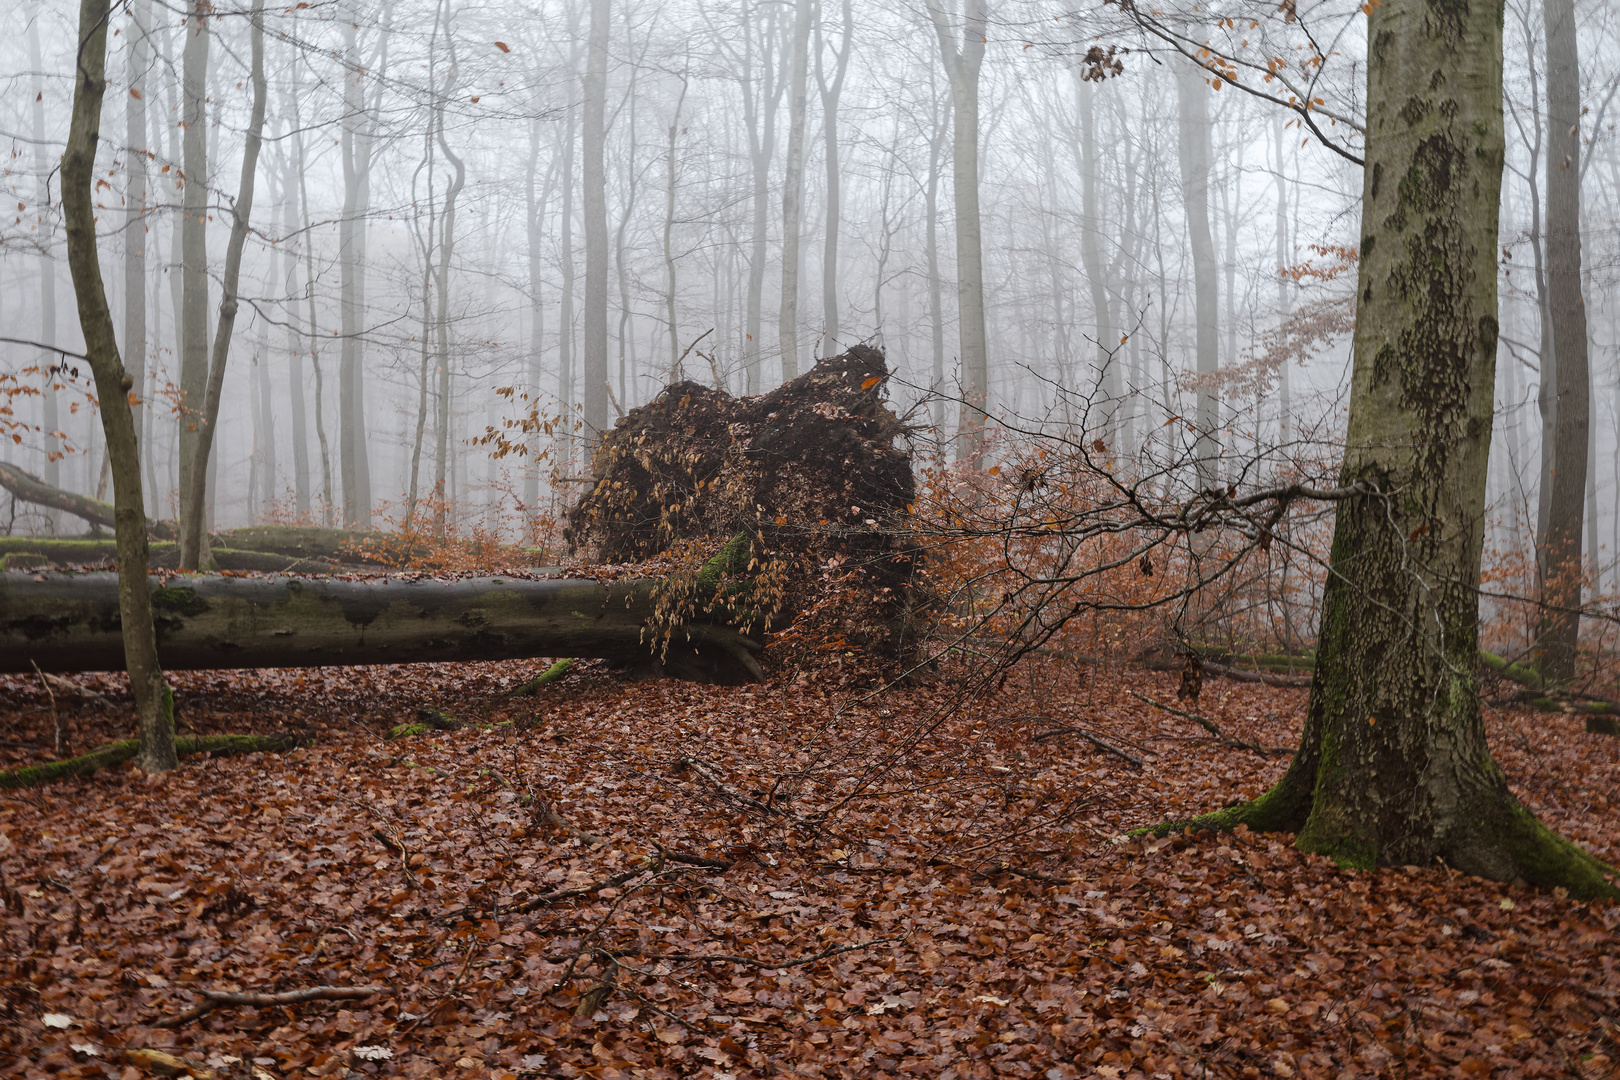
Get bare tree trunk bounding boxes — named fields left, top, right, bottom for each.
left=558, top=100, right=578, bottom=460
left=926, top=87, right=949, bottom=434
left=61, top=0, right=175, bottom=771
left=815, top=0, right=852, bottom=358
left=1533, top=0, right=1591, bottom=681
left=279, top=112, right=311, bottom=519
left=776, top=0, right=813, bottom=379
left=614, top=55, right=641, bottom=414
left=741, top=7, right=784, bottom=395
left=1169, top=0, right=1616, bottom=899
left=177, top=0, right=209, bottom=554
left=405, top=95, right=437, bottom=531
left=292, top=88, right=335, bottom=528
left=123, top=0, right=150, bottom=518
left=1273, top=112, right=1291, bottom=449
left=433, top=45, right=466, bottom=537
left=179, top=0, right=267, bottom=568
left=255, top=329, right=276, bottom=515
left=1075, top=75, right=1117, bottom=444
left=30, top=7, right=61, bottom=525
left=581, top=0, right=611, bottom=445
left=664, top=71, right=688, bottom=375
left=525, top=119, right=553, bottom=523
left=1176, top=58, right=1220, bottom=488
left=338, top=15, right=377, bottom=528
left=928, top=0, right=988, bottom=467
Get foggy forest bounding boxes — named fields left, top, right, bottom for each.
left=4, top=0, right=1620, bottom=1075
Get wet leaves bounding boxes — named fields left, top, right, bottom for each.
left=0, top=660, right=1616, bottom=1078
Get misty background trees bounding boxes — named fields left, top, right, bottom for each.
left=3, top=0, right=1619, bottom=661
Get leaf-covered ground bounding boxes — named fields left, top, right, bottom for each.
left=1, top=659, right=1617, bottom=1079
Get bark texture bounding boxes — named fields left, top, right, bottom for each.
left=1154, top=0, right=1616, bottom=900
left=1176, top=58, right=1220, bottom=487
left=1532, top=0, right=1590, bottom=683
left=60, top=0, right=177, bottom=773
left=178, top=0, right=210, bottom=556
left=929, top=0, right=988, bottom=466
left=0, top=573, right=762, bottom=684
left=180, top=0, right=266, bottom=568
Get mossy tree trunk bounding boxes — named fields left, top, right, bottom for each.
left=1161, top=0, right=1616, bottom=899
left=60, top=0, right=177, bottom=772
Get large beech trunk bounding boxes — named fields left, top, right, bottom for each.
left=0, top=573, right=761, bottom=684
left=1160, top=0, right=1616, bottom=899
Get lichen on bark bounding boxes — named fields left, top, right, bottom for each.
left=1146, top=0, right=1618, bottom=900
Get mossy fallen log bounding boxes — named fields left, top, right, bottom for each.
left=507, top=658, right=573, bottom=696
left=1479, top=650, right=1548, bottom=691
left=0, top=571, right=762, bottom=683
left=0, top=732, right=301, bottom=789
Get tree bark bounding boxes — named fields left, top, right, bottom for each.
left=1075, top=74, right=1118, bottom=444
left=1176, top=58, right=1220, bottom=488
left=0, top=461, right=117, bottom=532
left=1157, top=0, right=1615, bottom=899
left=28, top=5, right=62, bottom=520
left=279, top=110, right=311, bottom=520
left=180, top=0, right=267, bottom=568
left=433, top=72, right=466, bottom=536
left=928, top=0, right=988, bottom=467
left=815, top=0, right=852, bottom=359
left=581, top=0, right=611, bottom=446
left=741, top=7, right=784, bottom=395
left=60, top=0, right=176, bottom=773
left=1, top=572, right=762, bottom=684
left=178, top=0, right=209, bottom=554
left=926, top=86, right=949, bottom=433
left=338, top=18, right=367, bottom=527
left=663, top=72, right=688, bottom=377
left=777, top=0, right=813, bottom=380
left=1273, top=112, right=1291, bottom=447
left=1532, top=0, right=1590, bottom=682
left=124, top=0, right=150, bottom=516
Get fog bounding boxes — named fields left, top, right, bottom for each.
left=2, top=0, right=1618, bottom=585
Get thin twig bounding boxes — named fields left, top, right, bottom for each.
left=1128, top=691, right=1286, bottom=758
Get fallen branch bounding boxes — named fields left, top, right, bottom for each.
left=439, top=862, right=669, bottom=924
left=1127, top=692, right=1284, bottom=758
left=112, top=1047, right=218, bottom=1078
left=1203, top=661, right=1310, bottom=689
left=507, top=658, right=573, bottom=696
left=1143, top=656, right=1311, bottom=688
left=652, top=842, right=735, bottom=871
left=0, top=733, right=301, bottom=789
left=1029, top=726, right=1145, bottom=766
left=0, top=460, right=116, bottom=532
left=155, top=984, right=387, bottom=1028
left=678, top=755, right=794, bottom=819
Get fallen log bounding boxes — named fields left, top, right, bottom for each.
left=0, top=460, right=116, bottom=531
left=0, top=571, right=762, bottom=683
left=0, top=732, right=301, bottom=789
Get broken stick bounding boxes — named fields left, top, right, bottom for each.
left=156, top=984, right=388, bottom=1028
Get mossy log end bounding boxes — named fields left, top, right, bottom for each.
left=0, top=733, right=301, bottom=789
left=0, top=571, right=762, bottom=684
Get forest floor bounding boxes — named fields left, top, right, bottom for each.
left=0, top=655, right=1617, bottom=1080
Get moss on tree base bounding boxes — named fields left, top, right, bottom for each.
left=0, top=733, right=301, bottom=789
